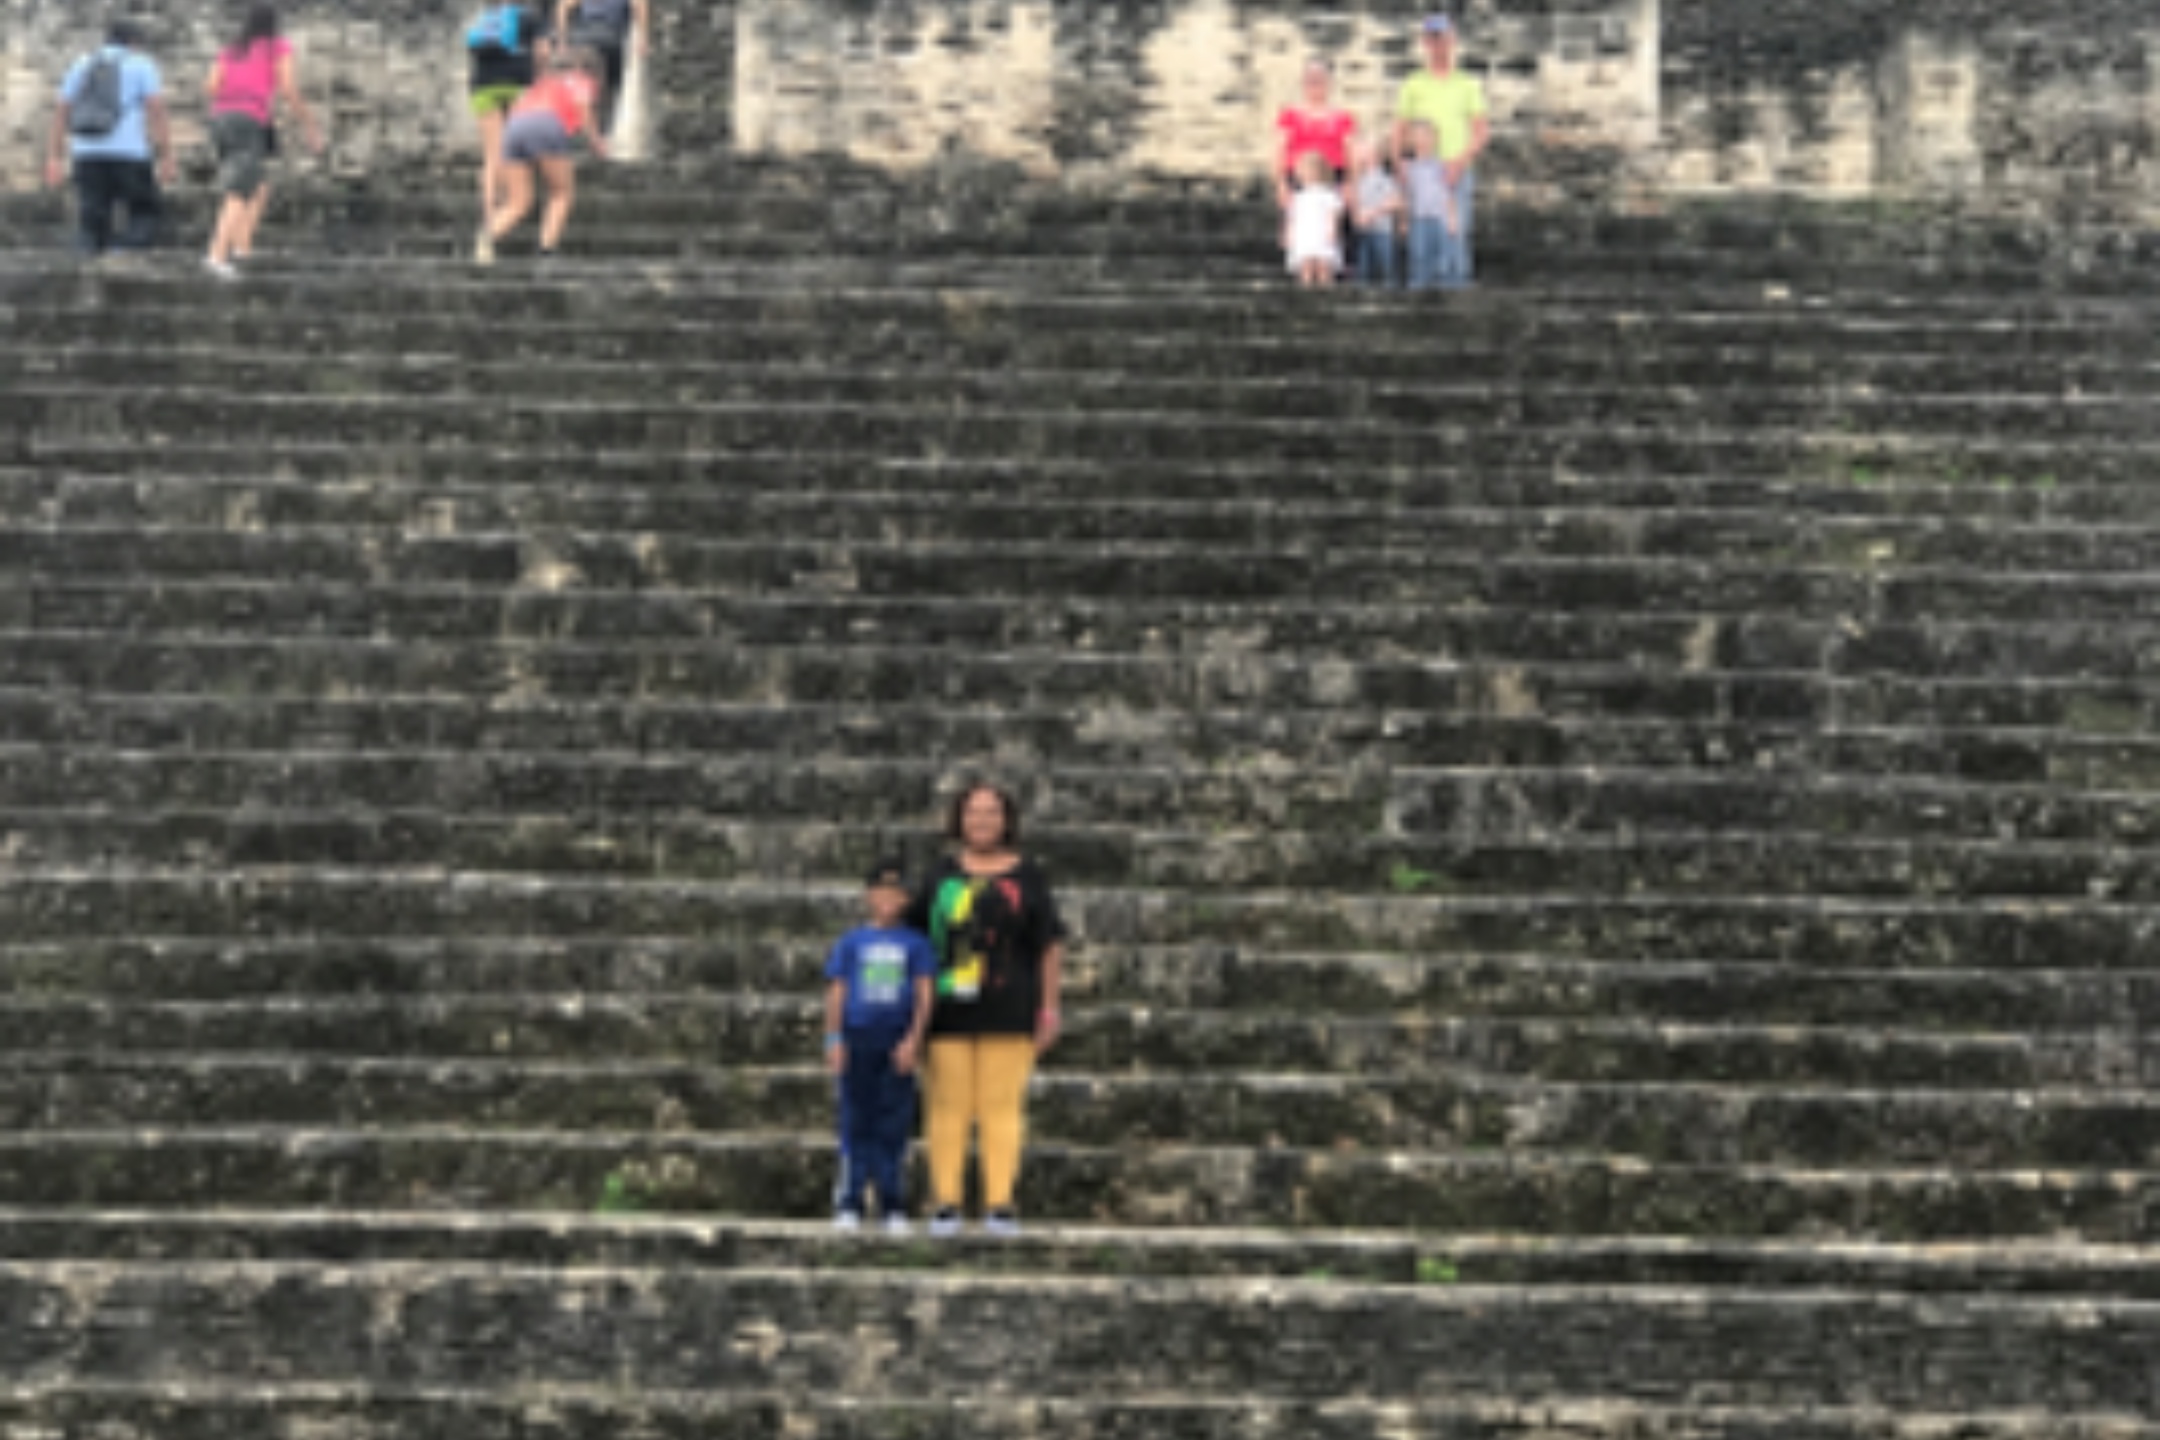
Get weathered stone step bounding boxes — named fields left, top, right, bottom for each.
left=9, top=464, right=2159, bottom=575
left=55, top=215, right=2157, bottom=299
left=18, top=529, right=2160, bottom=631
left=1, top=447, right=2129, bottom=537
left=6, top=748, right=2159, bottom=854
left=13, top=328, right=2156, bottom=399
left=13, top=386, right=2147, bottom=478
left=0, top=873, right=2146, bottom=971
left=11, top=262, right=2154, bottom=338
left=1, top=1128, right=2156, bottom=1240
left=5, top=686, right=2155, bottom=792
left=14, top=296, right=2153, bottom=394
left=0, top=1386, right=2148, bottom=1440
left=0, top=1258, right=2153, bottom=1413
left=9, top=1209, right=2159, bottom=1302
left=0, top=997, right=2140, bottom=1089
left=19, top=578, right=2160, bottom=687
left=3, top=938, right=2154, bottom=1031
left=25, top=390, right=2097, bottom=480
left=10, top=356, right=2152, bottom=466
left=11, top=632, right=2160, bottom=750
left=6, top=807, right=2158, bottom=903
left=8, top=1053, right=2158, bottom=1165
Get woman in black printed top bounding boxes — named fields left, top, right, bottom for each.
left=905, top=783, right=1066, bottom=1238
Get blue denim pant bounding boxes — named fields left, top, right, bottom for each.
left=1356, top=227, right=1397, bottom=287
left=833, top=1030, right=918, bottom=1216
left=1408, top=167, right=1476, bottom=289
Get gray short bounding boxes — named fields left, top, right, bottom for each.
left=211, top=111, right=271, bottom=199
left=502, top=112, right=575, bottom=164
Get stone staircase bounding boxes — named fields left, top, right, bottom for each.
left=1, top=160, right=2158, bottom=1436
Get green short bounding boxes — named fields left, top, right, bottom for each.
left=469, top=85, right=523, bottom=118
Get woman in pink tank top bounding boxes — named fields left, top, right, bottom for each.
left=203, top=4, right=323, bottom=278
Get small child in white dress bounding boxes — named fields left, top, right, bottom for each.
left=1284, top=150, right=1343, bottom=288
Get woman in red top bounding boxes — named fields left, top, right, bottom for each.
left=1274, top=57, right=1356, bottom=271
left=475, top=48, right=609, bottom=265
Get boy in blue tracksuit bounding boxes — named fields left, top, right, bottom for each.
left=825, top=858, right=938, bottom=1232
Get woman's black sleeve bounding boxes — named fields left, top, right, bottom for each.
left=1030, top=862, right=1070, bottom=948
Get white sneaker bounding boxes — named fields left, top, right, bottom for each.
left=983, top=1209, right=1022, bottom=1239
left=832, top=1211, right=862, bottom=1233
left=474, top=230, right=495, bottom=266
left=204, top=259, right=238, bottom=281
left=883, top=1214, right=912, bottom=1237
left=927, top=1208, right=963, bottom=1238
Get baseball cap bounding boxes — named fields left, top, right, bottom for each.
left=864, top=857, right=908, bottom=890
left=1421, top=15, right=1455, bottom=36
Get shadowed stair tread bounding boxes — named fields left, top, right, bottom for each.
left=3, top=748, right=2158, bottom=848
left=19, top=543, right=2160, bottom=627
left=0, top=1387, right=2153, bottom=1440
left=2, top=940, right=2152, bottom=1029
left=12, top=633, right=2160, bottom=737
left=5, top=807, right=2159, bottom=901
left=15, top=440, right=2141, bottom=512
left=0, top=1255, right=2155, bottom=1409
left=5, top=1208, right=2160, bottom=1298
left=4, top=1128, right=2160, bottom=1241
left=6, top=1052, right=2160, bottom=1165
left=5, top=688, right=2157, bottom=792
left=15, top=474, right=2160, bottom=572
left=0, top=871, right=2151, bottom=964
left=0, top=998, right=2140, bottom=1086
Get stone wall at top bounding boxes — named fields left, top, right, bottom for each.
left=2, top=0, right=2153, bottom=212
left=739, top=0, right=2159, bottom=213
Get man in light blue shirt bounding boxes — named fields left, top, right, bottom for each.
left=44, top=21, right=174, bottom=255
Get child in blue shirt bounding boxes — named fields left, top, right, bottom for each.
left=824, top=858, right=938, bottom=1232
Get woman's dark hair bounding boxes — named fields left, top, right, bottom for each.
left=230, top=4, right=278, bottom=55
left=945, top=783, right=1020, bottom=847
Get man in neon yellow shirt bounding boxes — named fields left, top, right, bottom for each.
left=1391, top=14, right=1489, bottom=288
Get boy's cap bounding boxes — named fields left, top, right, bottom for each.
left=864, top=858, right=908, bottom=889
left=1422, top=14, right=1455, bottom=36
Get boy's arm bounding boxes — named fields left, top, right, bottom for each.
left=823, top=979, right=847, bottom=1074
left=893, top=975, right=933, bottom=1074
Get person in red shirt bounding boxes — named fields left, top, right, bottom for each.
left=475, top=49, right=608, bottom=264
left=1274, top=58, right=1357, bottom=271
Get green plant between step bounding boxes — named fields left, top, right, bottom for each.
left=1417, top=1255, right=1461, bottom=1285
left=594, top=1167, right=646, bottom=1215
left=1389, top=862, right=1441, bottom=894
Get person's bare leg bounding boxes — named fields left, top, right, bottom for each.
left=487, top=163, right=534, bottom=240
left=235, top=184, right=272, bottom=259
left=206, top=193, right=246, bottom=265
left=536, top=155, right=576, bottom=252
left=477, top=110, right=505, bottom=213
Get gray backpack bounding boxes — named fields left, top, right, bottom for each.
left=68, top=51, right=128, bottom=137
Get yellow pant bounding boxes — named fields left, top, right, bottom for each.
left=925, top=1035, right=1036, bottom=1210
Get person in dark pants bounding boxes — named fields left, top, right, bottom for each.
left=44, top=20, right=175, bottom=257
left=554, top=0, right=648, bottom=140
left=823, top=858, right=937, bottom=1233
